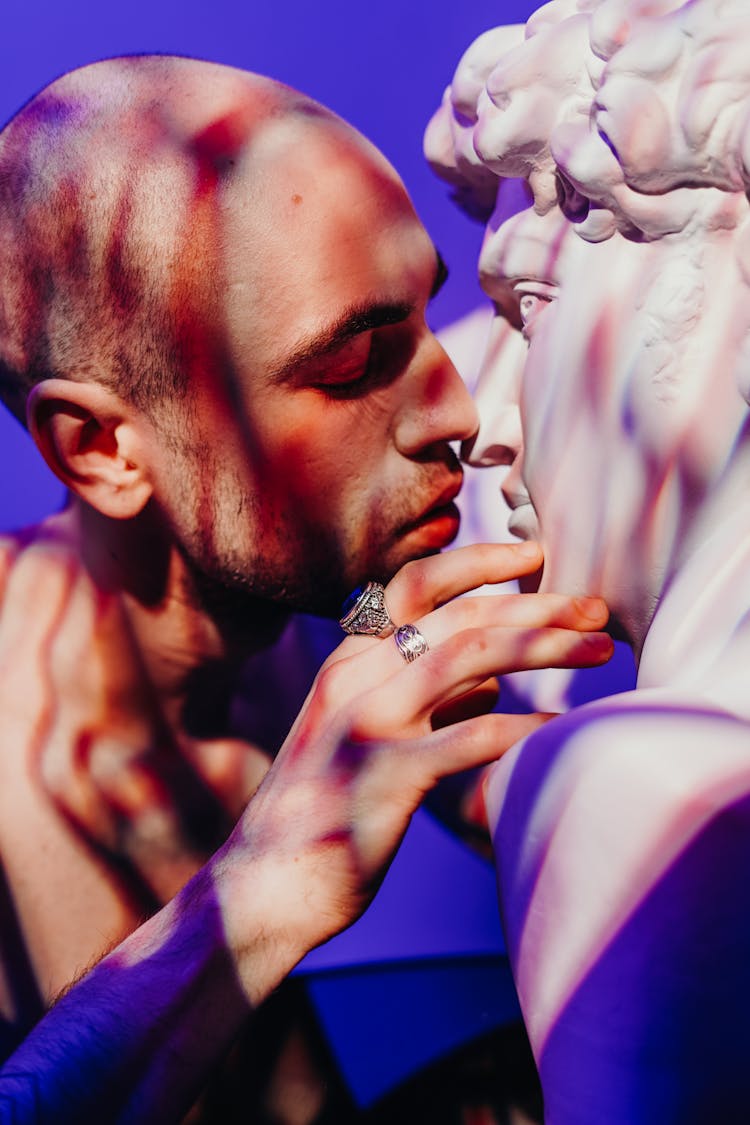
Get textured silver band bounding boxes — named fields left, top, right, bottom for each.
left=393, top=623, right=430, bottom=663
left=339, top=581, right=396, bottom=637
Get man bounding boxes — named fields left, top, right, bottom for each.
left=0, top=56, right=614, bottom=1121
left=427, top=0, right=750, bottom=1120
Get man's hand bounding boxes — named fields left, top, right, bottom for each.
left=0, top=540, right=611, bottom=1125
left=214, top=542, right=612, bottom=997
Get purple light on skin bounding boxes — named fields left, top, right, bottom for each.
left=0, top=878, right=249, bottom=1123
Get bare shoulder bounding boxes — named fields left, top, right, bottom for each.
left=525, top=689, right=749, bottom=758
left=0, top=510, right=88, bottom=735
left=0, top=508, right=83, bottom=615
left=487, top=690, right=750, bottom=849
left=0, top=528, right=23, bottom=609
left=0, top=510, right=138, bottom=1008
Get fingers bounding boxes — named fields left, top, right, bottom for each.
left=382, top=541, right=543, bottom=621
left=431, top=677, right=500, bottom=729
left=309, top=588, right=610, bottom=739
left=419, top=591, right=608, bottom=645
left=350, top=626, right=612, bottom=738
left=322, top=591, right=609, bottom=702
left=381, top=710, right=553, bottom=790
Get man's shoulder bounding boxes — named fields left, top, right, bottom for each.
left=0, top=510, right=89, bottom=732
left=0, top=509, right=83, bottom=614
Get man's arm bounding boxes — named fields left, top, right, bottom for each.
left=0, top=872, right=247, bottom=1124
left=0, top=715, right=541, bottom=1125
left=1, top=543, right=613, bottom=1123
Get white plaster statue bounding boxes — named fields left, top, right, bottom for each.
left=427, top=1, right=750, bottom=1119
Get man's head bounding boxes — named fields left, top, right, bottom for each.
left=1, top=56, right=478, bottom=618
left=427, top=0, right=750, bottom=646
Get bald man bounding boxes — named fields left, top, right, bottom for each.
left=0, top=57, right=612, bottom=1122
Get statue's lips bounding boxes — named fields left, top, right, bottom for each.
left=507, top=501, right=540, bottom=542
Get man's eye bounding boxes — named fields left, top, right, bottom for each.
left=304, top=320, right=412, bottom=400
left=310, top=334, right=374, bottom=396
left=319, top=367, right=373, bottom=397
left=313, top=325, right=410, bottom=400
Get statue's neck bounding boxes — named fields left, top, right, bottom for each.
left=637, top=479, right=750, bottom=716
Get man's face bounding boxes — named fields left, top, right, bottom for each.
left=468, top=193, right=750, bottom=640
left=157, top=114, right=477, bottom=618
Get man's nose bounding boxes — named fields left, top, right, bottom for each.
left=461, top=316, right=525, bottom=467
left=393, top=333, right=479, bottom=456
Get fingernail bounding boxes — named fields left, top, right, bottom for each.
left=574, top=596, right=607, bottom=621
left=584, top=632, right=614, bottom=656
left=516, top=540, right=542, bottom=558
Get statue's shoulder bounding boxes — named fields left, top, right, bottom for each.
left=487, top=691, right=750, bottom=845
left=535, top=689, right=748, bottom=748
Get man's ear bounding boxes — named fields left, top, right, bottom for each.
left=27, top=379, right=154, bottom=519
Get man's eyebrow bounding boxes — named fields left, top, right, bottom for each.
left=269, top=301, right=413, bottom=384
left=269, top=253, right=448, bottom=385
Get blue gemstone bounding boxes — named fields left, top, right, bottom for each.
left=341, top=585, right=365, bottom=617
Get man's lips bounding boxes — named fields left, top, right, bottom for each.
left=398, top=477, right=464, bottom=547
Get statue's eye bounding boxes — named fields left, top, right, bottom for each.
left=519, top=293, right=547, bottom=323
left=514, top=282, right=558, bottom=341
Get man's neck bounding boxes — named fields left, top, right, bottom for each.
left=70, top=499, right=289, bottom=737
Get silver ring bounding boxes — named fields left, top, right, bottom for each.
left=339, top=581, right=396, bottom=637
left=393, top=623, right=430, bottom=663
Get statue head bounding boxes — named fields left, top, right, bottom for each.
left=427, top=0, right=750, bottom=650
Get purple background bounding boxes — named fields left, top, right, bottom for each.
left=0, top=0, right=537, bottom=530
